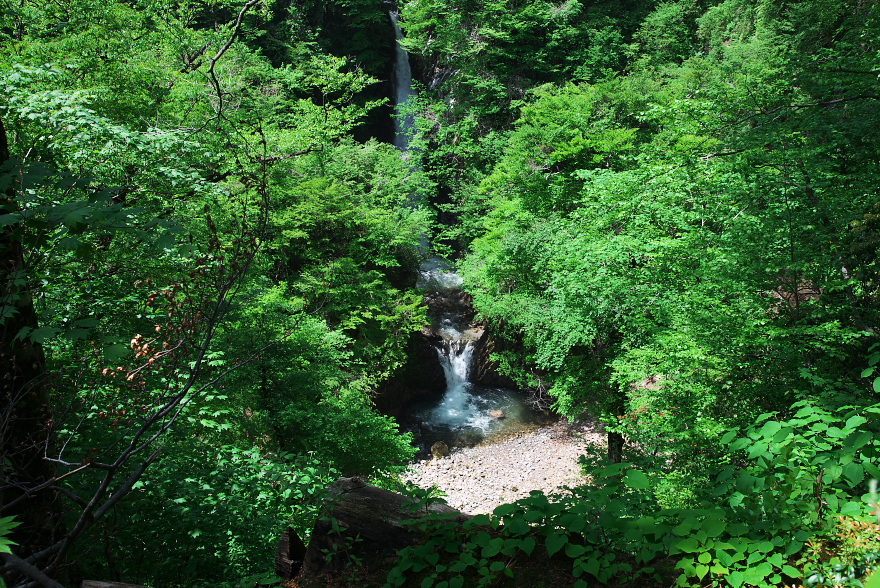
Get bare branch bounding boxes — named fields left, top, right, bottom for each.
left=0, top=553, right=65, bottom=588
left=206, top=0, right=260, bottom=117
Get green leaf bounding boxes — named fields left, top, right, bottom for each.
left=519, top=536, right=536, bottom=556
left=545, top=532, right=568, bottom=557
left=742, top=562, right=773, bottom=584
left=673, top=537, right=701, bottom=554
left=702, top=518, right=727, bottom=538
left=728, top=570, right=745, bottom=588
left=493, top=504, right=518, bottom=517
left=624, top=469, right=650, bottom=489
left=758, top=420, right=782, bottom=439
left=0, top=516, right=21, bottom=555
left=865, top=462, right=880, bottom=480
left=846, top=431, right=873, bottom=449
left=565, top=543, right=586, bottom=558
left=103, top=343, right=129, bottom=361
left=846, top=415, right=868, bottom=429
left=481, top=538, right=503, bottom=558
left=843, top=462, right=865, bottom=485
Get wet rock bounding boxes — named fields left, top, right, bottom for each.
left=431, top=441, right=450, bottom=459
left=469, top=326, right=517, bottom=388
left=489, top=409, right=505, bottom=419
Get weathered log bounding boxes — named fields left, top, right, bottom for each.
left=81, top=581, right=152, bottom=588
left=288, top=477, right=469, bottom=579
left=274, top=525, right=307, bottom=579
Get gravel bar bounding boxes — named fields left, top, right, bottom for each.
left=401, top=420, right=605, bottom=514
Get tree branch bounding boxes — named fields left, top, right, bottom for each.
left=207, top=0, right=260, bottom=117
left=0, top=553, right=66, bottom=588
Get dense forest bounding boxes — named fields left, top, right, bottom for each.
left=2, top=0, right=880, bottom=587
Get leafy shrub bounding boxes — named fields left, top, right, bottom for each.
left=388, top=401, right=880, bottom=588
left=75, top=445, right=337, bottom=588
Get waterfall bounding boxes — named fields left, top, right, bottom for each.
left=420, top=261, right=487, bottom=430
left=387, top=7, right=544, bottom=446
left=431, top=336, right=486, bottom=429
left=389, top=10, right=416, bottom=150
left=402, top=260, right=551, bottom=448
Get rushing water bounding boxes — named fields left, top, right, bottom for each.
left=387, top=15, right=551, bottom=455
left=403, top=260, right=554, bottom=455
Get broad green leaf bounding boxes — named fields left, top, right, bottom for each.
left=846, top=415, right=868, bottom=429
left=519, top=536, right=536, bottom=556
left=545, top=532, right=567, bottom=557
left=728, top=570, right=745, bottom=588
left=702, top=518, right=726, bottom=538
left=672, top=537, right=701, bottom=554
left=624, top=469, right=650, bottom=489
left=843, top=462, right=866, bottom=485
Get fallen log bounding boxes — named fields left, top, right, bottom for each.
left=81, top=582, right=152, bottom=588
left=278, top=477, right=469, bottom=579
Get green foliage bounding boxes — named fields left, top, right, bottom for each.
left=399, top=0, right=645, bottom=125
left=0, top=2, right=429, bottom=586
left=453, top=0, right=880, bottom=481
left=0, top=516, right=20, bottom=555
left=389, top=402, right=880, bottom=587
left=5, top=1, right=880, bottom=587
left=76, top=445, right=337, bottom=588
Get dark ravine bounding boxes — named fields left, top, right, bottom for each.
left=373, top=13, right=552, bottom=453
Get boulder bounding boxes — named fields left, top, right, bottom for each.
left=274, top=525, right=307, bottom=579
left=286, top=477, right=469, bottom=579
left=431, top=440, right=450, bottom=459
left=469, top=326, right=517, bottom=388
left=489, top=410, right=505, bottom=419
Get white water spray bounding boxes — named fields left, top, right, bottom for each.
left=431, top=337, right=493, bottom=431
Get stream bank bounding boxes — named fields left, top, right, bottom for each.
left=401, top=419, right=604, bottom=514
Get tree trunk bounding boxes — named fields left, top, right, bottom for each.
left=608, top=431, right=624, bottom=464
left=0, top=117, right=58, bottom=560
left=607, top=387, right=626, bottom=464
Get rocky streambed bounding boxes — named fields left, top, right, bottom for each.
left=401, top=419, right=604, bottom=514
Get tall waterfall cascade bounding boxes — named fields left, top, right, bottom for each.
left=389, top=10, right=416, bottom=150
left=389, top=10, right=551, bottom=454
